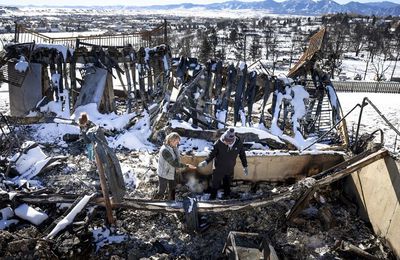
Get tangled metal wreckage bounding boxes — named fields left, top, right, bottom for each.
left=0, top=25, right=399, bottom=258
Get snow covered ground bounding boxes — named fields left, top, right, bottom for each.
left=338, top=92, right=400, bottom=153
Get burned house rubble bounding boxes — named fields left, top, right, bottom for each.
left=0, top=26, right=399, bottom=260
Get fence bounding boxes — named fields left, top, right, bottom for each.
left=14, top=21, right=167, bottom=49
left=333, top=81, right=400, bottom=94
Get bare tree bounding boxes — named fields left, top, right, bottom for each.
left=352, top=21, right=367, bottom=57
left=199, top=35, right=212, bottom=63
left=390, top=25, right=400, bottom=80
left=363, top=24, right=386, bottom=80
left=323, top=14, right=350, bottom=79
left=249, top=35, right=261, bottom=62
left=210, top=27, right=218, bottom=58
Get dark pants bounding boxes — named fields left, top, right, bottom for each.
left=210, top=171, right=233, bottom=199
left=155, top=176, right=176, bottom=200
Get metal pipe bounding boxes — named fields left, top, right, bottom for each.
left=353, top=97, right=368, bottom=149
left=354, top=97, right=400, bottom=152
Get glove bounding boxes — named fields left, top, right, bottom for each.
left=243, top=167, right=249, bottom=176
left=198, top=161, right=207, bottom=168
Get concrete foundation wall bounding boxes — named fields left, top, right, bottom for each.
left=181, top=153, right=344, bottom=182
left=345, top=156, right=400, bottom=258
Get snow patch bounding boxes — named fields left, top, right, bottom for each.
left=92, top=226, right=128, bottom=251
left=47, top=194, right=94, bottom=239
left=15, top=204, right=48, bottom=226
left=15, top=56, right=29, bottom=72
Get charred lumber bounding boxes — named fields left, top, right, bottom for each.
left=94, top=149, right=114, bottom=225
left=46, top=194, right=95, bottom=239
left=122, top=62, right=133, bottom=112
left=92, top=128, right=126, bottom=203
left=188, top=106, right=230, bottom=127
left=43, top=195, right=85, bottom=236
left=4, top=116, right=76, bottom=125
left=113, top=89, right=128, bottom=98
left=1, top=191, right=292, bottom=214
left=115, top=69, right=128, bottom=96
left=337, top=240, right=380, bottom=260
left=169, top=69, right=205, bottom=116
left=223, top=231, right=279, bottom=260
left=183, top=197, right=199, bottom=233
left=286, top=147, right=388, bottom=221
left=4, top=149, right=388, bottom=216
left=169, top=126, right=287, bottom=149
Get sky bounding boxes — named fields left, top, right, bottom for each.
left=1, top=0, right=399, bottom=7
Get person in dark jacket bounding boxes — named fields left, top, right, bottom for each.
left=198, top=128, right=248, bottom=199
left=155, top=132, right=196, bottom=200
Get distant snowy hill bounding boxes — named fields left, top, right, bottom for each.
left=142, top=0, right=400, bottom=16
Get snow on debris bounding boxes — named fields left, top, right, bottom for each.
left=0, top=219, right=19, bottom=230
left=109, top=112, right=155, bottom=151
left=10, top=142, right=54, bottom=187
left=47, top=193, right=95, bottom=239
left=14, top=56, right=29, bottom=73
left=233, top=126, right=283, bottom=143
left=0, top=207, right=18, bottom=230
left=29, top=123, right=80, bottom=147
left=179, top=137, right=213, bottom=155
left=11, top=142, right=46, bottom=174
left=170, top=119, right=203, bottom=131
left=14, top=204, right=48, bottom=226
left=92, top=226, right=128, bottom=251
left=73, top=103, right=137, bottom=131
left=120, top=163, right=139, bottom=188
left=34, top=43, right=71, bottom=60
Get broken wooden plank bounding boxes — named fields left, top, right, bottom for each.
left=4, top=116, right=76, bottom=125
left=46, top=194, right=95, bottom=239
left=94, top=147, right=115, bottom=225
left=337, top=240, right=380, bottom=260
left=183, top=197, right=199, bottom=233
left=170, top=126, right=287, bottom=150
left=43, top=195, right=85, bottom=236
left=287, top=147, right=388, bottom=221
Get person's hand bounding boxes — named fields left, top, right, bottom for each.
left=187, top=164, right=197, bottom=170
left=198, top=161, right=207, bottom=168
left=243, top=167, right=249, bottom=176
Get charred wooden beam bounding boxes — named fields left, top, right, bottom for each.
left=183, top=197, right=199, bottom=233
left=170, top=126, right=288, bottom=150
left=337, top=240, right=380, bottom=260
left=1, top=191, right=292, bottom=214
left=286, top=147, right=388, bottom=221
left=4, top=149, right=387, bottom=216
left=4, top=116, right=76, bottom=125
left=94, top=149, right=114, bottom=225
left=43, top=195, right=85, bottom=236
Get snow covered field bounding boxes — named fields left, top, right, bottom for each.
left=338, top=92, right=400, bottom=153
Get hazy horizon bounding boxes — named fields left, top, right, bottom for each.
left=1, top=0, right=399, bottom=7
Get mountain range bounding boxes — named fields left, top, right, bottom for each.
left=142, top=0, right=400, bottom=16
